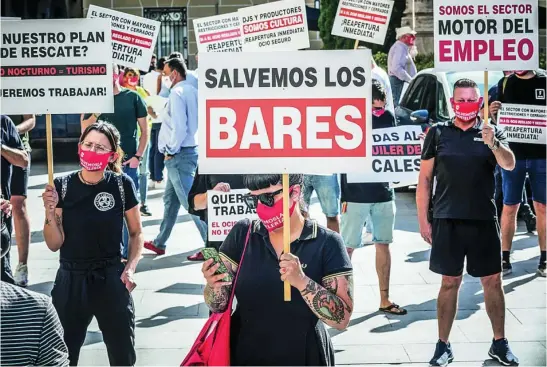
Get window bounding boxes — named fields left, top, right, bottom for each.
left=421, top=77, right=437, bottom=119
left=401, top=76, right=428, bottom=112
left=144, top=8, right=188, bottom=63
left=436, top=81, right=450, bottom=121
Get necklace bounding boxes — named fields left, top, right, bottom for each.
left=78, top=171, right=104, bottom=185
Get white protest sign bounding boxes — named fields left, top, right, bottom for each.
left=0, top=19, right=114, bottom=115
left=238, top=0, right=309, bottom=52
left=347, top=125, right=422, bottom=183
left=198, top=50, right=372, bottom=174
left=498, top=104, right=546, bottom=145
left=87, top=5, right=160, bottom=70
left=1, top=17, right=21, bottom=20
left=207, top=189, right=258, bottom=241
left=193, top=13, right=242, bottom=53
left=331, top=0, right=394, bottom=45
left=433, top=0, right=538, bottom=71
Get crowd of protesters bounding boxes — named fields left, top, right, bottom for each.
left=0, top=25, right=544, bottom=367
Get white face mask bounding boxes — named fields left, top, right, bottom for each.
left=163, top=75, right=172, bottom=88
left=409, top=45, right=418, bottom=58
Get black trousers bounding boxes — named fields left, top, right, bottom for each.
left=51, top=258, right=136, bottom=366
left=149, top=124, right=165, bottom=182
left=1, top=218, right=14, bottom=284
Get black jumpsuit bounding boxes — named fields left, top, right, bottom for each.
left=52, top=171, right=139, bottom=366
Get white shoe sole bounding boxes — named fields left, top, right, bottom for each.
left=429, top=356, right=453, bottom=367
left=537, top=269, right=546, bottom=277
left=489, top=351, right=518, bottom=366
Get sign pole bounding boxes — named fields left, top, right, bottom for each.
left=282, top=173, right=291, bottom=302
left=46, top=114, right=54, bottom=185
left=412, top=0, right=416, bottom=29
left=483, top=71, right=489, bottom=125
left=353, top=39, right=359, bottom=50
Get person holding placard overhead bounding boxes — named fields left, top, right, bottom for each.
left=41, top=122, right=142, bottom=366
left=490, top=69, right=547, bottom=277
left=418, top=79, right=518, bottom=366
left=202, top=174, right=353, bottom=365
left=387, top=26, right=417, bottom=107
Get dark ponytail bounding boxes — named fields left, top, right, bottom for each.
left=80, top=121, right=123, bottom=174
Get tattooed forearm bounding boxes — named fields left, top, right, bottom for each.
left=204, top=285, right=230, bottom=313
left=299, top=276, right=353, bottom=330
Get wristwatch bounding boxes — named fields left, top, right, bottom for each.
left=134, top=155, right=143, bottom=162
left=489, top=139, right=500, bottom=151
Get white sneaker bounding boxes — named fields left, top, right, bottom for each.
left=155, top=181, right=166, bottom=189
left=14, top=263, right=28, bottom=287
left=362, top=232, right=373, bottom=245
left=148, top=180, right=155, bottom=190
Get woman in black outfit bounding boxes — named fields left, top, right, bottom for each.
left=201, top=174, right=354, bottom=365
left=42, top=122, right=143, bottom=366
left=186, top=168, right=246, bottom=261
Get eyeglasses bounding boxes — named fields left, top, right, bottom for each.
left=242, top=187, right=293, bottom=210
left=80, top=141, right=112, bottom=155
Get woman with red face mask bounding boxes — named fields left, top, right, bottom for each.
left=200, top=174, right=354, bottom=366
left=41, top=122, right=143, bottom=366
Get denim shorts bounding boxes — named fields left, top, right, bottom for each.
left=341, top=201, right=396, bottom=248
left=302, top=174, right=340, bottom=217
left=502, top=159, right=546, bottom=205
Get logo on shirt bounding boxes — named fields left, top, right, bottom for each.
left=94, top=192, right=115, bottom=211
left=536, top=89, right=545, bottom=100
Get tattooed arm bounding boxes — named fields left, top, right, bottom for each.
left=203, top=255, right=237, bottom=313
left=43, top=208, right=65, bottom=252
left=299, top=274, right=354, bottom=330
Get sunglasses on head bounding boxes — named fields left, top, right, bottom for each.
left=243, top=187, right=293, bottom=210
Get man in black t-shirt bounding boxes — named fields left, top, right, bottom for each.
left=490, top=70, right=546, bottom=277
left=417, top=79, right=518, bottom=366
left=340, top=80, right=406, bottom=315
left=0, top=115, right=29, bottom=284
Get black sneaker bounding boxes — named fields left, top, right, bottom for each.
left=429, top=340, right=454, bottom=367
left=140, top=204, right=152, bottom=216
left=502, top=261, right=512, bottom=276
left=538, top=262, right=546, bottom=277
left=523, top=213, right=536, bottom=233
left=488, top=338, right=519, bottom=366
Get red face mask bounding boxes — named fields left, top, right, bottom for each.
left=402, top=34, right=416, bottom=46
left=78, top=146, right=112, bottom=171
left=127, top=76, right=139, bottom=86
left=372, top=107, right=386, bottom=117
left=451, top=98, right=483, bottom=122
left=256, top=196, right=297, bottom=232
left=514, top=70, right=529, bottom=76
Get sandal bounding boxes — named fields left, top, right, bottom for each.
left=379, top=303, right=408, bottom=315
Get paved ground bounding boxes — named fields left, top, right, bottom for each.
left=9, top=157, right=546, bottom=366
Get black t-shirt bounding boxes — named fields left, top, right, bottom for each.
left=54, top=171, right=138, bottom=261
left=421, top=119, right=508, bottom=220
left=187, top=169, right=245, bottom=249
left=1, top=115, right=25, bottom=199
left=220, top=218, right=352, bottom=366
left=501, top=71, right=546, bottom=159
left=340, top=111, right=396, bottom=203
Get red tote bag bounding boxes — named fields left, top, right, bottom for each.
left=181, top=223, right=252, bottom=367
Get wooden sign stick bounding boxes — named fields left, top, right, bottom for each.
left=282, top=173, right=291, bottom=302
left=46, top=114, right=54, bottom=185
left=484, top=71, right=489, bottom=125
left=353, top=39, right=359, bottom=50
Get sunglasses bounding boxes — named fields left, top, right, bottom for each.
left=243, top=187, right=293, bottom=209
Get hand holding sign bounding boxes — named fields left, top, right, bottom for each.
left=481, top=124, right=496, bottom=147
left=213, top=182, right=231, bottom=192
left=279, top=253, right=307, bottom=290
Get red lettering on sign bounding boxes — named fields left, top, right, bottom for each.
left=206, top=98, right=366, bottom=158
left=439, top=39, right=534, bottom=62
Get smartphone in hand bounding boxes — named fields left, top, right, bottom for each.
left=201, top=248, right=233, bottom=282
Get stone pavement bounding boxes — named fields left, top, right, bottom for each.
left=11, top=160, right=546, bottom=366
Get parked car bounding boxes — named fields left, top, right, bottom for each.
left=395, top=69, right=504, bottom=128
left=29, top=114, right=82, bottom=148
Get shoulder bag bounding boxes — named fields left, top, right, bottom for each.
left=181, top=222, right=253, bottom=367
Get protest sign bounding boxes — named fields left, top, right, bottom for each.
left=331, top=0, right=394, bottom=45
left=433, top=0, right=538, bottom=71
left=347, top=125, right=422, bottom=183
left=207, top=189, right=258, bottom=241
left=87, top=5, right=160, bottom=70
left=498, top=104, right=546, bottom=145
left=238, top=0, right=309, bottom=51
left=198, top=49, right=372, bottom=174
left=0, top=19, right=114, bottom=115
left=193, top=13, right=242, bottom=53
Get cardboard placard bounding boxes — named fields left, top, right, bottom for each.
left=347, top=125, right=422, bottom=183
left=331, top=0, right=394, bottom=45
left=87, top=5, right=160, bottom=70
left=433, top=0, right=539, bottom=71
left=0, top=19, right=114, bottom=115
left=207, top=189, right=258, bottom=241
left=193, top=13, right=242, bottom=53
left=498, top=104, right=546, bottom=145
left=238, top=0, right=309, bottom=52
left=198, top=50, right=372, bottom=174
